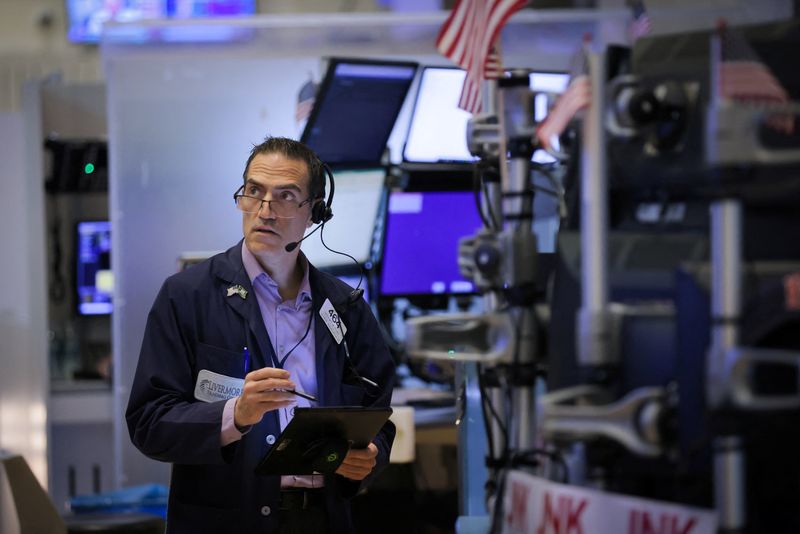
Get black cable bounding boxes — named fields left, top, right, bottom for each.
left=270, top=310, right=313, bottom=369
left=513, top=448, right=570, bottom=484
left=473, top=165, right=493, bottom=230
left=318, top=220, right=364, bottom=295
left=478, top=367, right=508, bottom=445
left=477, top=363, right=497, bottom=462
left=480, top=171, right=500, bottom=232
left=490, top=467, right=509, bottom=534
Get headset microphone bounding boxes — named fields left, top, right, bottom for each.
left=284, top=223, right=324, bottom=253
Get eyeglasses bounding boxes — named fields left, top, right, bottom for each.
left=233, top=185, right=311, bottom=219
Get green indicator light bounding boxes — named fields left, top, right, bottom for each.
left=84, top=163, right=95, bottom=174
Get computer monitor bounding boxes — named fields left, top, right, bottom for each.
left=66, top=0, right=256, bottom=44
left=301, top=58, right=417, bottom=169
left=379, top=191, right=483, bottom=298
left=402, top=67, right=569, bottom=165
left=76, top=221, right=112, bottom=315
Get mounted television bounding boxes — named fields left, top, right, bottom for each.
left=301, top=58, right=417, bottom=169
left=402, top=66, right=569, bottom=165
left=379, top=190, right=482, bottom=299
left=66, top=0, right=256, bottom=44
left=76, top=221, right=112, bottom=315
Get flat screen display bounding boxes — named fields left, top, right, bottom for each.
left=301, top=59, right=417, bottom=169
left=379, top=191, right=483, bottom=297
left=66, top=0, right=256, bottom=43
left=76, top=221, right=112, bottom=315
left=402, top=67, right=569, bottom=164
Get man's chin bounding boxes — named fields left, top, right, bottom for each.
left=246, top=234, right=283, bottom=253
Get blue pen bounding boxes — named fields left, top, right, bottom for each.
left=243, top=346, right=250, bottom=375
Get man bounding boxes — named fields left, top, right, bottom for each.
left=126, top=137, right=396, bottom=533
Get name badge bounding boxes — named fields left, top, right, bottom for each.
left=320, top=298, right=347, bottom=344
left=194, top=369, right=244, bottom=403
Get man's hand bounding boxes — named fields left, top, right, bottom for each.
left=335, top=442, right=379, bottom=481
left=234, top=367, right=296, bottom=428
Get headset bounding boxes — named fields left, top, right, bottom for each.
left=286, top=162, right=334, bottom=253
left=310, top=163, right=335, bottom=225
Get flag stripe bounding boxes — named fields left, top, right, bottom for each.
left=436, top=0, right=527, bottom=114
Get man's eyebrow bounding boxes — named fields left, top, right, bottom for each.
left=273, top=183, right=302, bottom=192
left=244, top=179, right=302, bottom=192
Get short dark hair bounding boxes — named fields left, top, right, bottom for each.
left=242, top=136, right=326, bottom=200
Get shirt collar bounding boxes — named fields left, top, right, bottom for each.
left=241, top=243, right=312, bottom=306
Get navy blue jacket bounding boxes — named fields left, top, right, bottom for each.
left=126, top=241, right=396, bottom=533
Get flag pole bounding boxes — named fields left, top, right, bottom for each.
left=492, top=38, right=511, bottom=209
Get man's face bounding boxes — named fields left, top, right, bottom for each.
left=241, top=152, right=314, bottom=258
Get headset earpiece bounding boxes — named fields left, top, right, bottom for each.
left=310, top=163, right=335, bottom=224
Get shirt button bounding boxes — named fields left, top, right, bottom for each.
left=261, top=505, right=271, bottom=516
left=266, top=434, right=276, bottom=445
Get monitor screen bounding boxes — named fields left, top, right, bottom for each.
left=379, top=191, right=483, bottom=297
left=402, top=67, right=569, bottom=164
left=301, top=59, right=417, bottom=169
left=76, top=221, right=112, bottom=315
left=66, top=0, right=256, bottom=43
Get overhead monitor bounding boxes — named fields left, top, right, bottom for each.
left=76, top=221, right=112, bottom=315
left=402, top=67, right=569, bottom=165
left=379, top=191, right=483, bottom=298
left=301, top=58, right=418, bottom=169
left=66, top=0, right=256, bottom=43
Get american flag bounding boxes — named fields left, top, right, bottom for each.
left=628, top=0, right=652, bottom=43
left=436, top=0, right=528, bottom=114
left=295, top=78, right=317, bottom=124
left=535, top=42, right=592, bottom=152
left=716, top=22, right=794, bottom=134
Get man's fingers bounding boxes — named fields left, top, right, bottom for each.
left=245, top=378, right=296, bottom=393
left=340, top=454, right=376, bottom=468
left=246, top=367, right=290, bottom=381
left=335, top=464, right=370, bottom=481
left=345, top=445, right=378, bottom=460
left=340, top=459, right=376, bottom=472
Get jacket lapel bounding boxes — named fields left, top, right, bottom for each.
left=310, top=268, right=342, bottom=406
left=214, top=242, right=274, bottom=371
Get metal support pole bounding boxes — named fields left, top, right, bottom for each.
left=577, top=50, right=612, bottom=368
left=709, top=199, right=745, bottom=532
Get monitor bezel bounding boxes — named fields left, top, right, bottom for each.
left=376, top=189, right=481, bottom=304
left=300, top=57, right=418, bottom=170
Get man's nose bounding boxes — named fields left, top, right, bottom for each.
left=257, top=198, right=276, bottom=219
